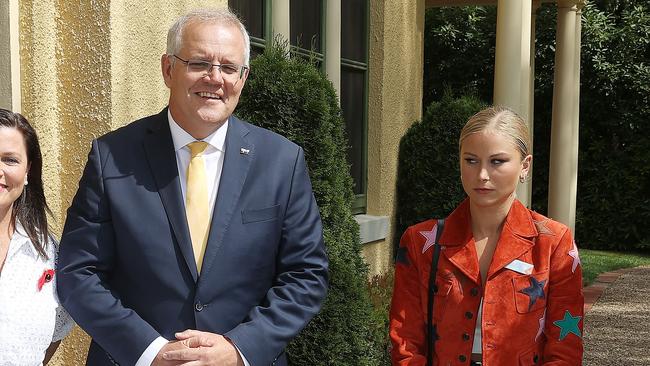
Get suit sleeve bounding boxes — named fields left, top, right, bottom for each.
left=542, top=228, right=584, bottom=365
left=224, top=147, right=329, bottom=366
left=390, top=226, right=427, bottom=366
left=56, top=140, right=161, bottom=365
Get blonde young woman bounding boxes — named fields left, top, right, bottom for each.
left=390, top=106, right=584, bottom=365
left=0, top=109, right=73, bottom=365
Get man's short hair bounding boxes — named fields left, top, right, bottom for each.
left=166, top=8, right=251, bottom=66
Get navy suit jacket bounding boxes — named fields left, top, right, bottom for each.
left=57, top=109, right=329, bottom=366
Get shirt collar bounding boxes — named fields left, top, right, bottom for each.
left=8, top=220, right=39, bottom=259
left=167, top=109, right=228, bottom=153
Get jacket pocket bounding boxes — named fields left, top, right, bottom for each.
left=241, top=204, right=280, bottom=223
left=419, top=273, right=454, bottom=324
left=420, top=269, right=454, bottom=297
left=512, top=271, right=548, bottom=314
left=518, top=344, right=542, bottom=365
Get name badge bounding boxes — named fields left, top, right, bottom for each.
left=505, top=259, right=534, bottom=275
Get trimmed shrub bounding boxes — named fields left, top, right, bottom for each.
left=235, top=42, right=386, bottom=365
left=394, top=93, right=486, bottom=246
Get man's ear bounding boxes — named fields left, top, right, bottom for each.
left=237, top=66, right=250, bottom=87
left=161, top=54, right=173, bottom=88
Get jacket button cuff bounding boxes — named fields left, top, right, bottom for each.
left=458, top=354, right=467, bottom=362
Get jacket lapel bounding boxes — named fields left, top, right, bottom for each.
left=439, top=199, right=538, bottom=284
left=487, top=200, right=537, bottom=279
left=198, top=116, right=253, bottom=283
left=143, top=109, right=198, bottom=281
left=439, top=200, right=481, bottom=285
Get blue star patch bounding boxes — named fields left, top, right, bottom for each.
left=519, top=276, right=546, bottom=311
left=395, top=246, right=410, bottom=266
left=553, top=310, right=582, bottom=340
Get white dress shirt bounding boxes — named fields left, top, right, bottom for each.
left=0, top=223, right=74, bottom=366
left=137, top=112, right=249, bottom=366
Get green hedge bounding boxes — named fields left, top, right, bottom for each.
left=394, top=93, right=486, bottom=245
left=235, top=42, right=386, bottom=365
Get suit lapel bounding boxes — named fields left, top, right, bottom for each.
left=198, top=116, right=253, bottom=283
left=143, top=109, right=198, bottom=281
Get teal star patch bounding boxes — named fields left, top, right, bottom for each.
left=553, top=310, right=582, bottom=341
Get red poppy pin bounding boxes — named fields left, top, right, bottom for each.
left=37, top=269, right=55, bottom=291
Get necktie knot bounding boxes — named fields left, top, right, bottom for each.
left=188, top=141, right=209, bottom=157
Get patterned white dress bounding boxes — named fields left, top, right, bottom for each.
left=0, top=224, right=74, bottom=366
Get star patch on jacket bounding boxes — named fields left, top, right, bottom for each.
left=553, top=310, right=582, bottom=340
left=519, top=276, right=547, bottom=311
left=568, top=240, right=581, bottom=273
left=533, top=218, right=554, bottom=235
left=535, top=309, right=546, bottom=342
left=419, top=225, right=438, bottom=253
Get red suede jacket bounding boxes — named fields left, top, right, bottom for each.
left=390, top=199, right=584, bottom=366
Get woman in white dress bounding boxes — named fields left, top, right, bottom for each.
left=0, top=109, right=73, bottom=365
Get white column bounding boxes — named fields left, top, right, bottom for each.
left=568, top=1, right=584, bottom=232
left=522, top=0, right=541, bottom=205
left=272, top=0, right=290, bottom=48
left=493, top=0, right=533, bottom=206
left=529, top=0, right=541, bottom=135
left=325, top=0, right=341, bottom=99
left=0, top=0, right=21, bottom=111
left=548, top=0, right=578, bottom=231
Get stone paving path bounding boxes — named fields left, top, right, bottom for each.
left=583, top=266, right=650, bottom=365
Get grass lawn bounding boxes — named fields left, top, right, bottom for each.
left=580, top=249, right=650, bottom=286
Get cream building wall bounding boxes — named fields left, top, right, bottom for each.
left=16, top=1, right=227, bottom=364
left=364, top=0, right=424, bottom=276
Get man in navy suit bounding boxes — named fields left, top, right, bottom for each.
left=57, top=8, right=328, bottom=366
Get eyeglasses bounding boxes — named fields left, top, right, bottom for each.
left=172, top=55, right=248, bottom=79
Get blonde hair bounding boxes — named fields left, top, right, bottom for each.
left=459, top=105, right=531, bottom=160
left=166, top=8, right=251, bottom=66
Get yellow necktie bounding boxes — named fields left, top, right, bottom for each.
left=186, top=141, right=210, bottom=273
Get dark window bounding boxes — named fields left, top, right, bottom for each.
left=341, top=0, right=367, bottom=62
left=229, top=0, right=265, bottom=39
left=229, top=0, right=268, bottom=56
left=341, top=67, right=366, bottom=196
left=290, top=0, right=322, bottom=53
left=341, top=0, right=368, bottom=208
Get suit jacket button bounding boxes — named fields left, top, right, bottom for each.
left=458, top=354, right=467, bottom=362
left=462, top=333, right=471, bottom=341
left=465, top=311, right=473, bottom=319
left=470, top=287, right=479, bottom=296
left=195, top=302, right=203, bottom=312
